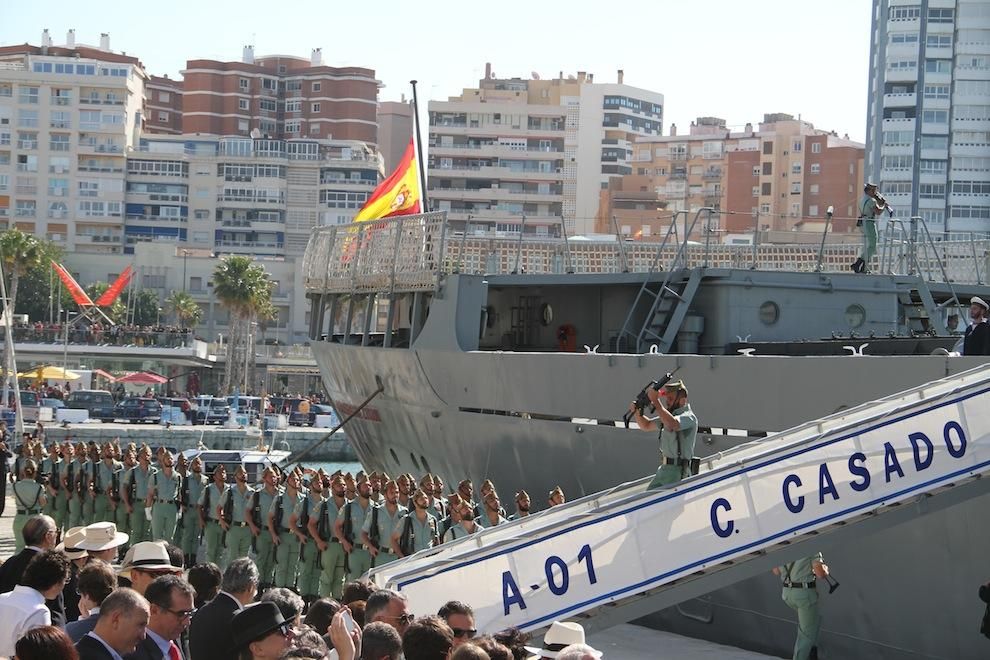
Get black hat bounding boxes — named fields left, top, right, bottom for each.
left=231, top=602, right=287, bottom=650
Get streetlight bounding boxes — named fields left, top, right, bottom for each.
left=181, top=249, right=190, bottom=293
left=156, top=306, right=163, bottom=326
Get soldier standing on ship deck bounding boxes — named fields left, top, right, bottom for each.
left=630, top=379, right=699, bottom=489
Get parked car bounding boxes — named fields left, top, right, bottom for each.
left=16, top=391, right=40, bottom=423
left=158, top=397, right=195, bottom=424
left=309, top=403, right=338, bottom=427
left=192, top=396, right=229, bottom=425
left=270, top=397, right=312, bottom=426
left=65, top=389, right=116, bottom=422
left=40, top=398, right=66, bottom=409
left=226, top=395, right=263, bottom=418
left=113, top=397, right=163, bottom=424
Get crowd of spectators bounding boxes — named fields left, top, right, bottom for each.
left=3, top=321, right=197, bottom=349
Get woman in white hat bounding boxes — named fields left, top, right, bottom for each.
left=75, top=521, right=129, bottom=563
left=56, top=526, right=90, bottom=622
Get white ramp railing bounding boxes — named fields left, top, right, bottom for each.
left=367, top=366, right=990, bottom=634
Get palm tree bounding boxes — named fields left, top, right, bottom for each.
left=213, top=256, right=272, bottom=393
left=0, top=229, right=42, bottom=378
left=166, top=290, right=204, bottom=328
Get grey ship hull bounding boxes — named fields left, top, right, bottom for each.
left=312, top=339, right=990, bottom=659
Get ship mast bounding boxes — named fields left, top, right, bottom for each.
left=0, top=258, right=24, bottom=437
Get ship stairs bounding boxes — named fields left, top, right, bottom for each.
left=616, top=208, right=716, bottom=354
left=366, top=365, right=990, bottom=636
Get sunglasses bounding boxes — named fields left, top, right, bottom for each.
left=451, top=627, right=477, bottom=639
left=385, top=613, right=416, bottom=626
left=165, top=607, right=197, bottom=620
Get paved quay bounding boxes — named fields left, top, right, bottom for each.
left=0, top=494, right=776, bottom=658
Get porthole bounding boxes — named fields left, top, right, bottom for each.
left=758, top=301, right=779, bottom=325
left=845, top=304, right=866, bottom=329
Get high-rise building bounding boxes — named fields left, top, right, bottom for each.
left=428, top=65, right=663, bottom=236
left=180, top=46, right=379, bottom=143
left=614, top=114, right=864, bottom=238
left=0, top=30, right=147, bottom=252
left=0, top=33, right=385, bottom=345
left=865, top=0, right=990, bottom=234
left=377, top=99, right=414, bottom=172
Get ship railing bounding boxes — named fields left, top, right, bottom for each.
left=302, top=212, right=990, bottom=294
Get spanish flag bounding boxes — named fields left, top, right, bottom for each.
left=353, top=138, right=421, bottom=222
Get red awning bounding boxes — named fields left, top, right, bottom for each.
left=116, top=371, right=168, bottom=385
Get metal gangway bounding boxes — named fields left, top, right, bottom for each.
left=367, top=365, right=990, bottom=634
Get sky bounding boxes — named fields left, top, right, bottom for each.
left=1, top=0, right=873, bottom=142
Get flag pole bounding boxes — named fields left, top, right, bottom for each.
left=409, top=80, right=429, bottom=212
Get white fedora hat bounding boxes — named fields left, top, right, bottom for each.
left=524, top=621, right=601, bottom=659
left=55, top=526, right=89, bottom=561
left=76, top=522, right=129, bottom=552
left=117, top=541, right=182, bottom=579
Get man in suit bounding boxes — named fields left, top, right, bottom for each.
left=125, top=575, right=195, bottom=660
left=76, top=588, right=150, bottom=660
left=0, top=514, right=67, bottom=627
left=188, top=557, right=259, bottom=660
left=67, top=560, right=118, bottom=642
left=963, top=296, right=990, bottom=356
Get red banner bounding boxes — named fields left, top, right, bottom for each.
left=95, top=265, right=133, bottom=307
left=52, top=261, right=94, bottom=307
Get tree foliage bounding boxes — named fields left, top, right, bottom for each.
left=166, top=290, right=204, bottom=327
left=212, top=256, right=273, bottom=394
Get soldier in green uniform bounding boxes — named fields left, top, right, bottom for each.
left=268, top=470, right=303, bottom=590
left=54, top=441, right=74, bottom=533
left=179, top=455, right=207, bottom=567
left=334, top=474, right=375, bottom=581
left=122, top=445, right=157, bottom=542
left=12, top=441, right=31, bottom=484
left=309, top=473, right=347, bottom=599
left=773, top=553, right=829, bottom=660
left=851, top=182, right=885, bottom=274
left=219, top=465, right=255, bottom=569
left=630, top=380, right=699, bottom=489
left=147, top=451, right=182, bottom=542
left=113, top=448, right=136, bottom=543
left=64, top=442, right=87, bottom=529
left=40, top=443, right=61, bottom=523
left=171, top=453, right=188, bottom=547
left=291, top=474, right=326, bottom=602
left=12, top=459, right=46, bottom=551
left=508, top=490, right=531, bottom=521
left=82, top=443, right=99, bottom=524
left=252, top=467, right=281, bottom=591
left=92, top=443, right=118, bottom=525
left=198, top=464, right=229, bottom=566
left=362, top=479, right=406, bottom=569
left=392, top=488, right=439, bottom=559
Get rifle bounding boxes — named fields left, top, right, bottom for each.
left=622, top=368, right=680, bottom=428
left=368, top=505, right=381, bottom=552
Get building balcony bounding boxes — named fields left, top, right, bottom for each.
left=430, top=143, right=565, bottom=158
left=881, top=117, right=916, bottom=131
left=885, top=67, right=919, bottom=83
left=445, top=209, right=563, bottom=224
left=883, top=92, right=917, bottom=107
left=215, top=239, right=285, bottom=250
left=79, top=97, right=125, bottom=106
left=77, top=165, right=125, bottom=174
left=431, top=187, right=562, bottom=204
left=125, top=214, right=187, bottom=223
left=217, top=195, right=285, bottom=206
left=74, top=234, right=122, bottom=244
left=430, top=124, right=565, bottom=139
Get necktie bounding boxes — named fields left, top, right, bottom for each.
left=168, top=641, right=182, bottom=660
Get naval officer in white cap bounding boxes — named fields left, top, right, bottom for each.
left=963, top=296, right=990, bottom=355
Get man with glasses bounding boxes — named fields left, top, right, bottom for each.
left=125, top=575, right=195, bottom=660
left=365, top=589, right=414, bottom=637
left=117, top=541, right=184, bottom=596
left=438, top=600, right=477, bottom=648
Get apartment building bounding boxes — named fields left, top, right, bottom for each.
left=180, top=46, right=379, bottom=144
left=145, top=75, right=182, bottom=135
left=0, top=30, right=146, bottom=251
left=428, top=65, right=663, bottom=236
left=865, top=0, right=990, bottom=234
left=377, top=99, right=414, bottom=172
left=616, top=114, right=864, bottom=238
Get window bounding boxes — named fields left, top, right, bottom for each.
left=921, top=135, right=948, bottom=150
left=761, top=182, right=772, bottom=195
left=49, top=134, right=69, bottom=151
left=923, top=85, right=949, bottom=100
left=889, top=6, right=920, bottom=20
left=157, top=111, right=169, bottom=122
left=809, top=205, right=818, bottom=216
left=927, top=8, right=954, bottom=23
left=311, top=103, right=320, bottom=113
left=950, top=206, right=990, bottom=220
left=890, top=32, right=919, bottom=45
left=957, top=105, right=990, bottom=121
left=310, top=124, right=320, bottom=134
left=260, top=99, right=276, bottom=112
left=810, top=163, right=821, bottom=174
left=885, top=182, right=913, bottom=195
left=792, top=140, right=802, bottom=152
left=15, top=200, right=36, bottom=217
left=751, top=186, right=759, bottom=197
left=759, top=203, right=770, bottom=214
left=922, top=110, right=948, bottom=123
left=285, top=120, right=301, bottom=134
left=752, top=166, right=760, bottom=177
left=238, top=99, right=249, bottom=111
left=811, top=143, right=821, bottom=154
left=80, top=110, right=100, bottom=129
left=239, top=78, right=249, bottom=90
left=887, top=60, right=918, bottom=70
left=919, top=184, right=946, bottom=199
left=158, top=91, right=170, bottom=102
left=762, top=141, right=773, bottom=155
left=18, top=86, right=39, bottom=104
left=791, top=162, right=802, bottom=174
left=238, top=119, right=249, bottom=132
left=926, top=34, right=951, bottom=48
left=810, top=184, right=819, bottom=195
left=919, top=159, right=946, bottom=174
left=790, top=182, right=801, bottom=195
left=312, top=82, right=321, bottom=92
left=285, top=100, right=301, bottom=113
left=882, top=155, right=914, bottom=170
left=762, top=162, right=772, bottom=175
left=17, top=109, right=38, bottom=128
left=924, top=59, right=951, bottom=74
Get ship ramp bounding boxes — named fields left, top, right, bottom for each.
left=367, top=365, right=990, bottom=634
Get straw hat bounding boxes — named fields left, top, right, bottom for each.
left=75, top=522, right=129, bottom=552
left=117, top=541, right=182, bottom=579
left=55, top=526, right=89, bottom=561
left=524, top=621, right=601, bottom=659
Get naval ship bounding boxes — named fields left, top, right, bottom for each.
left=303, top=210, right=990, bottom=659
